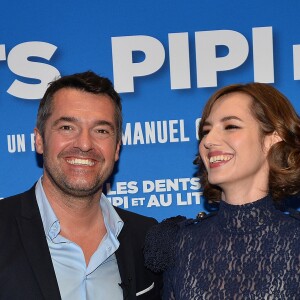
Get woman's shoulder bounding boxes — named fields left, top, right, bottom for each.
left=144, top=212, right=216, bottom=272
left=285, top=208, right=300, bottom=221
left=283, top=208, right=300, bottom=235
left=278, top=194, right=300, bottom=223
left=276, top=207, right=300, bottom=227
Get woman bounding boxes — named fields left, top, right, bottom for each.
left=145, top=83, right=300, bottom=299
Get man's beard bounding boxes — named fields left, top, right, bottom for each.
left=42, top=151, right=111, bottom=198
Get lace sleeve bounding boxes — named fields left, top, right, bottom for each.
left=144, top=215, right=187, bottom=273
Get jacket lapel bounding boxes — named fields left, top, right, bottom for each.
left=16, top=186, right=61, bottom=300
left=115, top=210, right=137, bottom=300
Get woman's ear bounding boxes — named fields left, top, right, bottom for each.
left=264, top=131, right=282, bottom=152
left=271, top=131, right=283, bottom=144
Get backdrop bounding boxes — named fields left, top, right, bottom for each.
left=1, top=0, right=300, bottom=221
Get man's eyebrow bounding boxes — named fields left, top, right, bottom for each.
left=53, top=117, right=115, bottom=130
left=203, top=115, right=243, bottom=126
left=94, top=120, right=116, bottom=131
left=52, top=116, right=78, bottom=127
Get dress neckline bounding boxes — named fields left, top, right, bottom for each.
left=217, top=195, right=278, bottom=234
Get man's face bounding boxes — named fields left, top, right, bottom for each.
left=35, top=88, right=120, bottom=198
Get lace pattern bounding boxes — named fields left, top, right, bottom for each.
left=162, top=196, right=300, bottom=299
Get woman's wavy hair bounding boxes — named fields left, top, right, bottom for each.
left=195, top=82, right=300, bottom=203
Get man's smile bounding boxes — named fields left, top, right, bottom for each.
left=66, top=158, right=96, bottom=166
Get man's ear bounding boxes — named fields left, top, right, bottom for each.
left=114, top=141, right=121, bottom=162
left=34, top=128, right=44, bottom=154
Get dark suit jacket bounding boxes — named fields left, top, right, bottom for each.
left=0, top=185, right=162, bottom=299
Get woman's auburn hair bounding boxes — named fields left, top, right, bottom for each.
left=195, top=82, right=300, bottom=203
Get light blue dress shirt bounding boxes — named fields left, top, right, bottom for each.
left=35, top=178, right=124, bottom=300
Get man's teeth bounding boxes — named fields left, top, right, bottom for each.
left=209, top=155, right=232, bottom=163
left=67, top=158, right=95, bottom=166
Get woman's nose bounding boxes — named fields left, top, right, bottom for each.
left=203, top=129, right=220, bottom=149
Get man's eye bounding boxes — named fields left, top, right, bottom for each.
left=97, top=129, right=109, bottom=134
left=60, top=125, right=72, bottom=131
left=96, top=128, right=114, bottom=137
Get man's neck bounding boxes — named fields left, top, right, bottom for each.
left=42, top=179, right=106, bottom=265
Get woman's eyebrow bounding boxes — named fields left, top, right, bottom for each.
left=203, top=115, right=243, bottom=126
left=220, top=116, right=243, bottom=122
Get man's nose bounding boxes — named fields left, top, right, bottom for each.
left=74, top=129, right=93, bottom=152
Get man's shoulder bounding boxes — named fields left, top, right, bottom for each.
left=0, top=191, right=25, bottom=209
left=0, top=186, right=36, bottom=215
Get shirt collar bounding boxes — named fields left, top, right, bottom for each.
left=35, top=177, right=124, bottom=241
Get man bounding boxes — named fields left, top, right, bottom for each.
left=0, top=71, right=162, bottom=299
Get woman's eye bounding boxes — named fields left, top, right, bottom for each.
left=201, top=129, right=210, bottom=136
left=225, top=124, right=240, bottom=130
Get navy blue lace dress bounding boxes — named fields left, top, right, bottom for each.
left=145, top=196, right=300, bottom=299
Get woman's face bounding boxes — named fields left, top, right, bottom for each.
left=199, top=92, right=274, bottom=203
